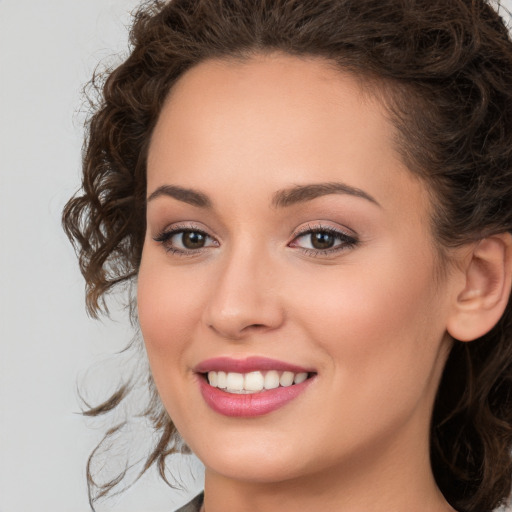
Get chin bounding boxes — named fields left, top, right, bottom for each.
left=184, top=428, right=312, bottom=483
left=204, top=453, right=307, bottom=484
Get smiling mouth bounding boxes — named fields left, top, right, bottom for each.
left=203, top=370, right=315, bottom=394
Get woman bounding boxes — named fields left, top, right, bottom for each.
left=63, top=0, right=512, bottom=511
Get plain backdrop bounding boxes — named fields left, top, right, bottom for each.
left=0, top=1, right=203, bottom=511
left=1, top=1, right=512, bottom=512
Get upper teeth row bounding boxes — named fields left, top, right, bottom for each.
left=207, top=370, right=308, bottom=394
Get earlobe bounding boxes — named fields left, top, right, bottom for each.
left=446, top=232, right=512, bottom=342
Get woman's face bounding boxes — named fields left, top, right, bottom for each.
left=138, top=54, right=458, bottom=484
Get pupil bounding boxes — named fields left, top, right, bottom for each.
left=183, top=231, right=205, bottom=249
left=312, top=232, right=334, bottom=249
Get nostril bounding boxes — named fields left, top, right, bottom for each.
left=245, top=323, right=266, bottom=330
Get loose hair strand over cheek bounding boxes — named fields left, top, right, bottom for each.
left=62, top=1, right=512, bottom=510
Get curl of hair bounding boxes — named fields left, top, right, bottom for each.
left=62, top=1, right=512, bottom=510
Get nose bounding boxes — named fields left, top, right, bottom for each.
left=202, top=244, right=285, bottom=341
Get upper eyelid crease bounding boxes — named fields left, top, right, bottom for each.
left=154, top=223, right=354, bottom=241
left=293, top=222, right=356, bottom=237
left=153, top=224, right=214, bottom=241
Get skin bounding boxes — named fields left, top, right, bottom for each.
left=138, top=53, right=460, bottom=512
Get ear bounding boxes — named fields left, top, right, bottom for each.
left=446, top=232, right=512, bottom=342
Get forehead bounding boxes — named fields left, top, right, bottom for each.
left=147, top=53, right=430, bottom=225
left=166, top=52, right=366, bottom=113
left=153, top=53, right=381, bottom=150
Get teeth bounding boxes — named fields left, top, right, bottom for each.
left=217, top=371, right=227, bottom=389
left=207, top=370, right=310, bottom=393
left=208, top=371, right=218, bottom=387
left=279, top=371, right=294, bottom=387
left=294, top=372, right=308, bottom=384
left=264, top=370, right=280, bottom=390
left=244, top=371, right=264, bottom=392
left=226, top=372, right=244, bottom=392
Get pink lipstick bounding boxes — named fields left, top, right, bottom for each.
left=195, top=357, right=316, bottom=417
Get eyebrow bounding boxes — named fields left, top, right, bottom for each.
left=147, top=181, right=380, bottom=209
left=147, top=185, right=212, bottom=208
left=271, top=182, right=380, bottom=208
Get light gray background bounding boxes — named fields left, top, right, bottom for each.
left=0, top=1, right=203, bottom=511
left=1, top=1, right=511, bottom=511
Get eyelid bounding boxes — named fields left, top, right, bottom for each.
left=289, top=223, right=359, bottom=257
left=290, top=222, right=357, bottom=240
left=153, top=222, right=219, bottom=257
left=152, top=221, right=359, bottom=258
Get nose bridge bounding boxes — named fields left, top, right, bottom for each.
left=203, top=235, right=284, bottom=340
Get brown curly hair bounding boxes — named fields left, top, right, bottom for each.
left=63, top=0, right=512, bottom=510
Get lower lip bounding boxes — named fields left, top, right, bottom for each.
left=198, top=376, right=314, bottom=417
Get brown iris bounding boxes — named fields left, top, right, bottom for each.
left=181, top=230, right=207, bottom=249
left=311, top=231, right=336, bottom=249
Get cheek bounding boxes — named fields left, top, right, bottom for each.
left=294, top=243, right=446, bottom=393
left=137, top=254, right=211, bottom=428
left=137, top=251, right=207, bottom=379
left=286, top=251, right=450, bottom=455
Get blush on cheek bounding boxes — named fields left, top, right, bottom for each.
left=138, top=277, right=175, bottom=361
left=304, top=256, right=439, bottom=369
left=138, top=273, right=203, bottom=363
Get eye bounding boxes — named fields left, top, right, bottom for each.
left=175, top=230, right=208, bottom=249
left=153, top=225, right=219, bottom=256
left=289, top=224, right=358, bottom=256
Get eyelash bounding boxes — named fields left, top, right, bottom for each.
left=153, top=223, right=358, bottom=258
left=290, top=223, right=358, bottom=257
left=153, top=223, right=216, bottom=257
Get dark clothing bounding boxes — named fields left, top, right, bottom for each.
left=175, top=492, right=204, bottom=512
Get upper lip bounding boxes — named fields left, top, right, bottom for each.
left=194, top=356, right=315, bottom=374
